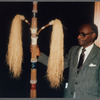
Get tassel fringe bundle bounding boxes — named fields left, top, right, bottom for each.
left=6, top=14, right=25, bottom=78
left=47, top=19, right=64, bottom=88
left=6, top=15, right=64, bottom=88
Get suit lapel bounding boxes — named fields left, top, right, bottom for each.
left=80, top=44, right=98, bottom=71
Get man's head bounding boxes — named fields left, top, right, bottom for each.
left=77, top=23, right=98, bottom=48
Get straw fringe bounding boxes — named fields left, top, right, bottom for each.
left=47, top=19, right=64, bottom=88
left=6, top=14, right=23, bottom=78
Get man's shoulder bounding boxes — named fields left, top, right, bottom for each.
left=68, top=45, right=80, bottom=55
left=69, top=45, right=80, bottom=51
left=91, top=44, right=100, bottom=57
left=94, top=44, right=100, bottom=51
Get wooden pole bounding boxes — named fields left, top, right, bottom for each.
left=30, top=1, right=38, bottom=98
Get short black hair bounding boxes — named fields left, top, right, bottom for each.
left=90, top=23, right=98, bottom=41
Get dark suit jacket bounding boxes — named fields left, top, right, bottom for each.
left=38, top=44, right=100, bottom=98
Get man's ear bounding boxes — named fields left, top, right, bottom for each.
left=91, top=32, right=96, bottom=40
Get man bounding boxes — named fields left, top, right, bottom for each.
left=32, top=23, right=100, bottom=98
left=63, top=23, right=100, bottom=98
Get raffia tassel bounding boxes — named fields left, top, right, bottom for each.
left=47, top=19, right=64, bottom=88
left=6, top=14, right=24, bottom=78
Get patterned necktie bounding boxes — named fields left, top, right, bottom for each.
left=77, top=48, right=86, bottom=73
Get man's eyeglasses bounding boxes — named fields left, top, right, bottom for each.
left=78, top=32, right=93, bottom=37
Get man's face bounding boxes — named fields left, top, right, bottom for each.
left=77, top=24, right=95, bottom=48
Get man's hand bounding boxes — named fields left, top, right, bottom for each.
left=30, top=45, right=41, bottom=56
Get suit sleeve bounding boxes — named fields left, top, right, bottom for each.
left=38, top=52, right=69, bottom=68
left=38, top=53, right=48, bottom=66
left=38, top=46, right=75, bottom=69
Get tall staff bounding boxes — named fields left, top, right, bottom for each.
left=6, top=1, right=64, bottom=98
left=30, top=1, right=38, bottom=98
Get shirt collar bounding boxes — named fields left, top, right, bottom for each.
left=82, top=43, right=94, bottom=51
left=80, top=43, right=94, bottom=54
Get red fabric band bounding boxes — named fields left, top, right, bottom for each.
left=31, top=84, right=36, bottom=90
